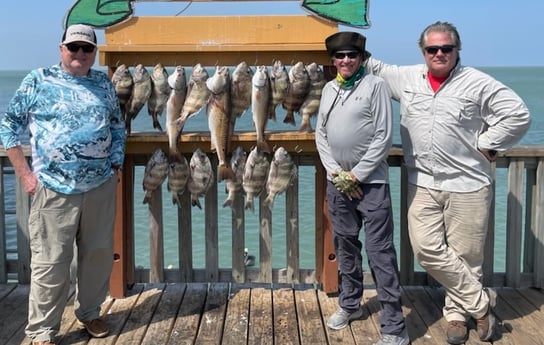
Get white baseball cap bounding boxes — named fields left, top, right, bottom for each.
left=62, top=24, right=97, bottom=46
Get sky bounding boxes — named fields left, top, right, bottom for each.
left=0, top=0, right=542, bottom=70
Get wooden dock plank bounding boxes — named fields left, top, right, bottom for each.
left=248, top=286, right=273, bottom=345
left=293, top=287, right=328, bottom=345
left=0, top=285, right=29, bottom=345
left=141, top=283, right=186, bottom=344
left=4, top=284, right=544, bottom=345
left=167, top=282, right=207, bottom=345
left=221, top=283, right=250, bottom=345
left=114, top=283, right=165, bottom=345
left=272, top=287, right=299, bottom=345
left=194, top=282, right=228, bottom=345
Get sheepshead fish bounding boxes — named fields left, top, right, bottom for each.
left=167, top=153, right=189, bottom=208
left=231, top=61, right=253, bottom=118
left=125, top=64, right=152, bottom=134
left=187, top=148, right=214, bottom=209
left=299, top=62, right=325, bottom=132
left=242, top=147, right=270, bottom=213
left=142, top=148, right=168, bottom=204
left=147, top=63, right=171, bottom=132
left=177, top=64, right=210, bottom=133
left=223, top=146, right=247, bottom=208
left=111, top=64, right=133, bottom=118
left=165, top=66, right=187, bottom=155
left=263, top=147, right=297, bottom=210
left=282, top=61, right=311, bottom=126
left=251, top=65, right=272, bottom=154
left=269, top=60, right=289, bottom=121
left=206, top=65, right=235, bottom=182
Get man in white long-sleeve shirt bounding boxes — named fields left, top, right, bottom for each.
left=365, top=21, right=531, bottom=344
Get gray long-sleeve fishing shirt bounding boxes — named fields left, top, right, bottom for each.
left=315, top=73, right=393, bottom=184
left=365, top=58, right=531, bottom=192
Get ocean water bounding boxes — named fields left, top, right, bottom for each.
left=1, top=66, right=542, bottom=272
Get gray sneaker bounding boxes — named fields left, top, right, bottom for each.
left=326, top=307, right=363, bottom=330
left=375, top=327, right=410, bottom=345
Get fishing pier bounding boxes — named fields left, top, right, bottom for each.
left=2, top=3, right=544, bottom=345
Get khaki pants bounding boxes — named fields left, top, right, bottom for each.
left=407, top=184, right=492, bottom=322
left=26, top=175, right=117, bottom=342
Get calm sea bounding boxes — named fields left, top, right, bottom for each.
left=1, top=66, right=543, bottom=271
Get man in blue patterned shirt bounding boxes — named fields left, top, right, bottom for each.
left=0, top=24, right=126, bottom=345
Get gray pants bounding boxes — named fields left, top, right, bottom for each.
left=26, top=175, right=117, bottom=342
left=407, top=184, right=492, bottom=321
left=327, top=182, right=405, bottom=335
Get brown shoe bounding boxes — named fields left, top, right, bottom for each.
left=446, top=320, right=468, bottom=344
left=78, top=318, right=109, bottom=338
left=32, top=341, right=55, bottom=345
left=476, top=288, right=497, bottom=341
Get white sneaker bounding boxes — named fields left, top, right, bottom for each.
left=375, top=327, right=410, bottom=345
left=326, top=307, right=363, bottom=330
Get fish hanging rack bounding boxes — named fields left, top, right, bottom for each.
left=99, top=14, right=338, bottom=69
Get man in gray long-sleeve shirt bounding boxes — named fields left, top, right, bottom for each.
left=315, top=31, right=409, bottom=345
left=365, top=21, right=531, bottom=344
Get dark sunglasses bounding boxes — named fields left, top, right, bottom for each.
left=424, top=45, right=456, bottom=54
left=65, top=43, right=95, bottom=53
left=333, top=51, right=360, bottom=60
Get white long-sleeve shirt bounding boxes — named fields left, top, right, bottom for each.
left=315, top=73, right=393, bottom=184
left=365, top=58, right=531, bottom=192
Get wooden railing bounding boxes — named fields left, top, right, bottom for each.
left=1, top=138, right=543, bottom=298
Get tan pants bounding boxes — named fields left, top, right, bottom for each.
left=26, top=175, right=117, bottom=342
left=407, top=184, right=492, bottom=322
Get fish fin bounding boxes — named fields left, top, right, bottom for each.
left=283, top=111, right=296, bottom=126
left=257, top=140, right=271, bottom=154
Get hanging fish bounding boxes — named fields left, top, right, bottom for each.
left=147, top=63, right=171, bottom=132
left=165, top=66, right=187, bottom=156
left=263, top=147, right=297, bottom=210
left=282, top=61, right=311, bottom=126
left=125, top=64, right=152, bottom=135
left=187, top=148, right=214, bottom=209
left=111, top=64, right=133, bottom=119
left=299, top=62, right=326, bottom=132
left=206, top=65, right=235, bottom=182
left=142, top=148, right=168, bottom=204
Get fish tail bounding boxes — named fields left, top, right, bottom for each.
left=257, top=139, right=271, bottom=154
left=298, top=118, right=313, bottom=133
left=263, top=194, right=274, bottom=210
left=172, top=193, right=182, bottom=208
left=222, top=197, right=233, bottom=208
left=143, top=191, right=152, bottom=204
left=191, top=195, right=202, bottom=209
left=268, top=106, right=277, bottom=122
left=283, top=111, right=296, bottom=126
left=244, top=197, right=255, bottom=213
left=152, top=113, right=163, bottom=132
left=218, top=165, right=236, bottom=183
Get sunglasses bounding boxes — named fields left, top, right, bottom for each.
left=333, top=51, right=360, bottom=60
left=65, top=43, right=95, bottom=53
left=424, top=45, right=456, bottom=54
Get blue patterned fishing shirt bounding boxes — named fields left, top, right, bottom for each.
left=0, top=64, right=126, bottom=194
